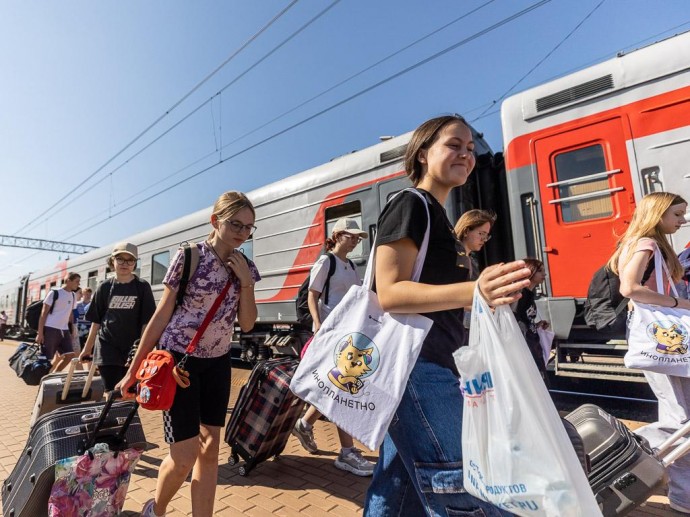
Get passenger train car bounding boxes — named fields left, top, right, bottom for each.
left=2, top=31, right=690, bottom=380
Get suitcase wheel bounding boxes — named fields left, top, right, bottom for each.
left=238, top=465, right=248, bottom=477
left=228, top=453, right=238, bottom=466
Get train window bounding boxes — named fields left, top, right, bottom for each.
left=553, top=144, right=612, bottom=222
left=239, top=238, right=253, bottom=260
left=151, top=251, right=170, bottom=285
left=134, top=258, right=141, bottom=278
left=87, top=271, right=98, bottom=292
left=325, top=201, right=364, bottom=257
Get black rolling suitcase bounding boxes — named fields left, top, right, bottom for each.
left=224, top=357, right=305, bottom=476
left=565, top=403, right=690, bottom=516
left=2, top=392, right=146, bottom=517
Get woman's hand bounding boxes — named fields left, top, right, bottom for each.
left=477, top=261, right=532, bottom=306
left=116, top=370, right=138, bottom=400
left=227, top=250, right=253, bottom=288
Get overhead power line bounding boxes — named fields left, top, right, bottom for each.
left=0, top=235, right=97, bottom=254
left=12, top=0, right=300, bottom=238
left=60, top=0, right=553, bottom=240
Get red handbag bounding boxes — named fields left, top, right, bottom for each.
left=136, top=280, right=232, bottom=411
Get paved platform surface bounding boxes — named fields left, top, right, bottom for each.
left=0, top=340, right=683, bottom=516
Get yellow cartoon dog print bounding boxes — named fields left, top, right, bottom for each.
left=328, top=336, right=374, bottom=395
left=652, top=322, right=689, bottom=355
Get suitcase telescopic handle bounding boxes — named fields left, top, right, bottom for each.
left=656, top=418, right=690, bottom=467
left=82, top=390, right=139, bottom=450
left=81, top=360, right=98, bottom=399
left=60, top=358, right=79, bottom=401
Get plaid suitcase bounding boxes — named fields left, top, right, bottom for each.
left=565, top=404, right=690, bottom=516
left=224, top=357, right=305, bottom=476
left=2, top=393, right=146, bottom=517
left=29, top=359, right=105, bottom=428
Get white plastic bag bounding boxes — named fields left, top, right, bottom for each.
left=454, top=289, right=600, bottom=517
left=536, top=327, right=555, bottom=367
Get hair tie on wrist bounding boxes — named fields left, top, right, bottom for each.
left=672, top=296, right=679, bottom=308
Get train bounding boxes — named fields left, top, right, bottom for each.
left=2, top=30, right=690, bottom=382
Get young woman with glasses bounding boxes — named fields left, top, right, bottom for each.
left=81, top=242, right=156, bottom=390
left=118, top=191, right=260, bottom=517
left=454, top=209, right=497, bottom=337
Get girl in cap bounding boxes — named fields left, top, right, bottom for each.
left=81, top=242, right=155, bottom=390
left=118, top=191, right=260, bottom=517
left=292, top=218, right=376, bottom=476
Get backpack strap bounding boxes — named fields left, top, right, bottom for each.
left=323, top=253, right=337, bottom=306
left=48, top=288, right=59, bottom=315
left=176, top=242, right=200, bottom=307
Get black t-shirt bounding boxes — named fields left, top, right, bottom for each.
left=86, top=277, right=156, bottom=366
left=375, top=189, right=469, bottom=375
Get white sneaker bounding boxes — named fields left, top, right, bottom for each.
left=670, top=501, right=690, bottom=514
left=334, top=448, right=375, bottom=476
left=291, top=420, right=318, bottom=453
left=142, top=499, right=165, bottom=517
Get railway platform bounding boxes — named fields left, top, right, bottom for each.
left=0, top=340, right=681, bottom=516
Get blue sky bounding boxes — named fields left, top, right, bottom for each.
left=1, top=0, right=689, bottom=283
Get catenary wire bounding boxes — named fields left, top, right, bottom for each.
left=60, top=0, right=553, bottom=239
left=12, top=0, right=300, bottom=238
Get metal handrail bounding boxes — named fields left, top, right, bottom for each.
left=549, top=187, right=624, bottom=205
left=545, top=169, right=621, bottom=188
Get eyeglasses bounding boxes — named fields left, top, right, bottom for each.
left=226, top=219, right=257, bottom=235
left=476, top=231, right=492, bottom=242
left=115, top=257, right=137, bottom=266
left=343, top=234, right=362, bottom=243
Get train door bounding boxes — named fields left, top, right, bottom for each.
left=533, top=117, right=635, bottom=297
left=628, top=90, right=690, bottom=250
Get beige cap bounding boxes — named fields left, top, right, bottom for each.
left=333, top=218, right=368, bottom=239
left=111, top=241, right=138, bottom=259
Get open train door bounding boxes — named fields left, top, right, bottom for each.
left=533, top=117, right=636, bottom=298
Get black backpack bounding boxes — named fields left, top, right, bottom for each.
left=25, top=289, right=59, bottom=331
left=295, top=253, right=354, bottom=328
left=583, top=262, right=654, bottom=331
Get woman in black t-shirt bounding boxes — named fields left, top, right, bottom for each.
left=363, top=115, right=531, bottom=517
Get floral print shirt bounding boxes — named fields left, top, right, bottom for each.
left=159, top=241, right=260, bottom=358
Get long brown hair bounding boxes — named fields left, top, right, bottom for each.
left=607, top=192, right=686, bottom=282
left=454, top=209, right=497, bottom=241
left=209, top=191, right=255, bottom=239
left=404, top=114, right=469, bottom=186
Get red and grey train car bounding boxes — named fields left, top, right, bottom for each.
left=2, top=31, right=690, bottom=381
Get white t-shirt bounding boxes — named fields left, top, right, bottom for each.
left=44, top=288, right=76, bottom=331
left=308, top=253, right=361, bottom=320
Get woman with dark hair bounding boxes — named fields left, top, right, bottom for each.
left=80, top=243, right=155, bottom=390
left=118, top=191, right=260, bottom=517
left=292, top=217, right=376, bottom=476
left=364, top=114, right=531, bottom=516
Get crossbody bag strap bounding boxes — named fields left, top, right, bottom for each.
left=179, top=280, right=233, bottom=366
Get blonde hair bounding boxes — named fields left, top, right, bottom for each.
left=209, top=191, right=255, bottom=239
left=454, top=209, right=496, bottom=241
left=607, top=192, right=686, bottom=282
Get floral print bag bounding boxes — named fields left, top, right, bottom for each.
left=48, top=443, right=141, bottom=516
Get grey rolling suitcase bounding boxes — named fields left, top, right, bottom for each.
left=565, top=403, right=690, bottom=516
left=2, top=392, right=146, bottom=517
left=29, top=358, right=105, bottom=428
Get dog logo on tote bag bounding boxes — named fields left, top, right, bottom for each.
left=327, top=333, right=380, bottom=395
left=648, top=321, right=689, bottom=355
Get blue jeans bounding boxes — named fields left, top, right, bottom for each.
left=364, top=358, right=513, bottom=517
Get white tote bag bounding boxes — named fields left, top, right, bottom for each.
left=625, top=246, right=690, bottom=376
left=290, top=189, right=433, bottom=450
left=454, top=289, right=600, bottom=517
